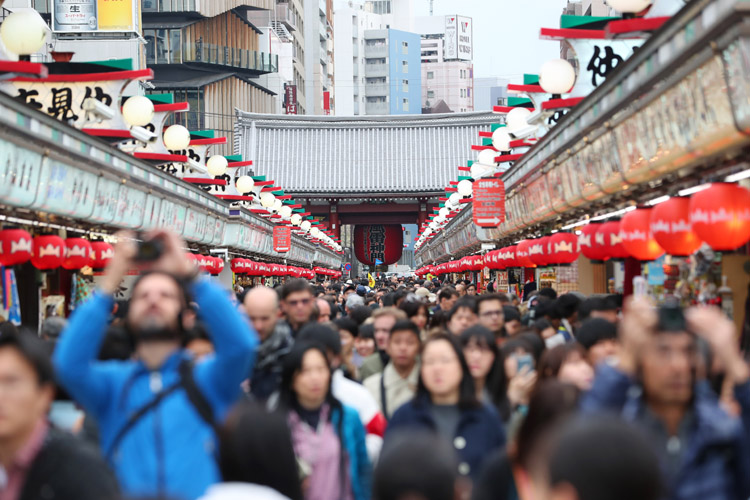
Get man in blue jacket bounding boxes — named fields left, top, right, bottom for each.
left=54, top=230, right=258, bottom=500
left=581, top=298, right=750, bottom=500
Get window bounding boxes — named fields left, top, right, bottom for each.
left=402, top=79, right=409, bottom=92
left=427, top=90, right=435, bottom=99
left=145, top=28, right=182, bottom=64
left=402, top=98, right=409, bottom=112
left=402, top=61, right=408, bottom=72
left=402, top=41, right=408, bottom=54
left=427, top=71, right=434, bottom=79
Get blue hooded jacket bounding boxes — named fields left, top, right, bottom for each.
left=581, top=363, right=750, bottom=500
left=54, top=279, right=258, bottom=500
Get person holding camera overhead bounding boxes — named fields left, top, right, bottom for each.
left=53, top=230, right=258, bottom=500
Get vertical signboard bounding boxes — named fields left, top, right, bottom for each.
left=53, top=0, right=138, bottom=33
left=472, top=178, right=506, bottom=228
left=273, top=226, right=292, bottom=253
left=457, top=16, right=472, bottom=61
left=285, top=85, right=298, bottom=115
left=444, top=16, right=458, bottom=60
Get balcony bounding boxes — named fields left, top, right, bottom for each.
left=320, top=0, right=326, bottom=14
left=319, top=20, right=328, bottom=41
left=182, top=42, right=278, bottom=74
left=353, top=64, right=359, bottom=77
left=366, top=101, right=389, bottom=115
left=365, top=63, right=388, bottom=78
left=365, top=83, right=389, bottom=97
left=352, top=43, right=359, bottom=57
left=353, top=23, right=359, bottom=38
left=275, top=3, right=297, bottom=31
left=142, top=0, right=274, bottom=16
left=364, top=44, right=387, bottom=59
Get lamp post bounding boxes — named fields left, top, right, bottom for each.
left=0, top=10, right=47, bottom=62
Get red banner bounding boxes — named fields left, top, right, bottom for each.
left=273, top=226, right=292, bottom=253
left=472, top=178, right=506, bottom=227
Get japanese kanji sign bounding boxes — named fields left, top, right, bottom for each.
left=473, top=178, right=506, bottom=228
left=273, top=226, right=292, bottom=253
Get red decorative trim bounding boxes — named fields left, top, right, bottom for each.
left=542, top=97, right=585, bottom=110
left=458, top=166, right=471, bottom=172
left=13, top=68, right=154, bottom=83
left=276, top=195, right=292, bottom=200
left=540, top=28, right=606, bottom=40
left=460, top=198, right=473, bottom=204
left=449, top=181, right=458, bottom=185
left=250, top=208, right=270, bottom=213
left=0, top=61, right=47, bottom=78
left=228, top=160, right=253, bottom=168
left=478, top=131, right=494, bottom=138
left=189, top=137, right=227, bottom=146
left=261, top=186, right=277, bottom=192
left=183, top=177, right=227, bottom=185
left=216, top=195, right=255, bottom=200
left=471, top=145, right=497, bottom=151
left=254, top=180, right=274, bottom=186
left=153, top=102, right=189, bottom=112
left=508, top=83, right=545, bottom=93
left=606, top=16, right=670, bottom=35
left=446, top=187, right=458, bottom=192
left=133, top=152, right=187, bottom=162
left=288, top=204, right=302, bottom=208
left=494, top=154, right=524, bottom=162
left=439, top=197, right=449, bottom=201
left=509, top=139, right=534, bottom=148
left=82, top=128, right=132, bottom=138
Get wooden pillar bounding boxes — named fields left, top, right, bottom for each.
left=329, top=201, right=340, bottom=239
left=418, top=198, right=427, bottom=228
left=623, top=257, right=642, bottom=298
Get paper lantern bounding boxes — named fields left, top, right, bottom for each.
left=231, top=258, right=247, bottom=274
left=353, top=225, right=403, bottom=266
left=61, top=238, right=92, bottom=270
left=689, top=183, right=750, bottom=251
left=650, top=197, right=702, bottom=257
left=31, top=235, right=65, bottom=270
left=621, top=208, right=665, bottom=261
left=549, top=232, right=580, bottom=265
left=579, top=223, right=609, bottom=262
left=0, top=228, right=32, bottom=267
left=90, top=241, right=114, bottom=270
left=515, top=240, right=537, bottom=268
left=598, top=220, right=629, bottom=260
left=529, top=237, right=549, bottom=267
left=502, top=246, right=518, bottom=268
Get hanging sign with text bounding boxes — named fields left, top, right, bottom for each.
left=273, top=226, right=292, bottom=253
left=472, top=178, right=506, bottom=228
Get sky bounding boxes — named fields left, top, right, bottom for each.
left=412, top=0, right=568, bottom=80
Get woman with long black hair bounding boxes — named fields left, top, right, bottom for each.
left=385, top=332, right=506, bottom=482
left=459, top=325, right=512, bottom=422
left=276, top=342, right=371, bottom=500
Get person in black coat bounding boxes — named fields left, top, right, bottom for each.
left=0, top=332, right=119, bottom=500
left=385, top=332, right=506, bottom=482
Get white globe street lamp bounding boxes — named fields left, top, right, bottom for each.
left=539, top=59, right=576, bottom=95
left=272, top=199, right=283, bottom=212
left=457, top=179, right=473, bottom=197
left=605, top=0, right=652, bottom=13
left=235, top=175, right=254, bottom=193
left=291, top=214, right=302, bottom=226
left=122, top=96, right=155, bottom=128
left=163, top=125, right=191, bottom=151
left=279, top=205, right=293, bottom=218
left=207, top=155, right=229, bottom=177
left=506, top=108, right=531, bottom=134
left=301, top=220, right=312, bottom=232
left=0, top=10, right=47, bottom=58
left=449, top=192, right=461, bottom=206
left=492, top=128, right=512, bottom=152
left=260, top=192, right=276, bottom=208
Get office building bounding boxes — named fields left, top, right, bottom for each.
left=363, top=28, right=421, bottom=115
left=474, top=77, right=510, bottom=111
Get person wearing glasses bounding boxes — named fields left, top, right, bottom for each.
left=280, top=279, right=316, bottom=338
left=476, top=295, right=506, bottom=345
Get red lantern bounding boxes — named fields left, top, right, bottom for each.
left=197, top=255, right=212, bottom=273
left=650, top=197, right=702, bottom=257
left=529, top=237, right=549, bottom=267
left=231, top=258, right=247, bottom=274
left=621, top=208, right=665, bottom=261
left=90, top=241, right=114, bottom=270
left=579, top=223, right=609, bottom=262
left=689, top=183, right=750, bottom=251
left=502, top=246, right=518, bottom=268
left=473, top=255, right=485, bottom=271
left=0, top=229, right=32, bottom=267
left=549, top=232, right=580, bottom=265
left=62, top=238, right=92, bottom=270
left=515, top=240, right=536, bottom=268
left=353, top=225, right=403, bottom=266
left=598, top=221, right=629, bottom=260
left=31, top=235, right=65, bottom=270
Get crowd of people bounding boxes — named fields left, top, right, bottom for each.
left=0, top=229, right=749, bottom=500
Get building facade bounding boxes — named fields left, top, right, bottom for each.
left=474, top=77, right=509, bottom=111
left=364, top=29, right=421, bottom=115
left=304, top=0, right=334, bottom=115
left=415, top=15, right=474, bottom=113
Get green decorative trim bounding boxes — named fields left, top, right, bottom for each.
left=272, top=190, right=284, bottom=196
left=524, top=74, right=540, bottom=85
left=252, top=175, right=266, bottom=181
left=225, top=154, right=242, bottom=162
left=468, top=160, right=474, bottom=167
left=490, top=123, right=505, bottom=132
left=458, top=175, right=472, bottom=181
left=508, top=97, right=533, bottom=107
left=90, top=58, right=133, bottom=70
left=190, top=130, right=215, bottom=139
left=482, top=138, right=493, bottom=146
left=560, top=14, right=619, bottom=29
left=145, top=94, right=173, bottom=104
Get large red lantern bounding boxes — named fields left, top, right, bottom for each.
left=529, top=237, right=549, bottom=267
left=353, top=225, right=403, bottom=266
left=31, top=235, right=65, bottom=270
left=62, top=238, right=92, bottom=270
left=689, top=183, right=750, bottom=251
left=621, top=208, right=665, bottom=261
left=598, top=221, right=629, bottom=260
left=549, top=232, right=580, bottom=265
left=0, top=228, right=32, bottom=267
left=90, top=241, right=114, bottom=270
left=579, top=223, right=609, bottom=262
left=231, top=258, right=247, bottom=274
left=515, top=240, right=536, bottom=268
left=502, top=246, right=518, bottom=268
left=650, top=197, right=702, bottom=257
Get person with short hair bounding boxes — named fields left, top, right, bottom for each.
left=363, top=320, right=421, bottom=420
left=40, top=316, right=67, bottom=342
left=354, top=323, right=376, bottom=367
left=446, top=297, right=479, bottom=337
left=538, top=343, right=594, bottom=392
left=502, top=306, right=523, bottom=337
left=476, top=295, right=505, bottom=342
left=0, top=332, right=119, bottom=500
left=575, top=317, right=619, bottom=366
left=244, top=286, right=294, bottom=401
left=435, top=287, right=459, bottom=314
left=358, top=308, right=408, bottom=381
left=466, top=283, right=477, bottom=296
left=386, top=333, right=506, bottom=481
left=280, top=279, right=316, bottom=338
left=54, top=230, right=257, bottom=500
left=578, top=296, right=619, bottom=323
left=316, top=297, right=333, bottom=323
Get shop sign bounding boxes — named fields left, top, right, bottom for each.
left=90, top=176, right=120, bottom=223
left=273, top=226, right=292, bottom=253
left=157, top=199, right=186, bottom=235
left=36, top=158, right=98, bottom=219
left=52, top=0, right=140, bottom=33
left=564, top=39, right=642, bottom=98
left=472, top=178, right=506, bottom=227
left=115, top=186, right=146, bottom=229
left=285, top=85, right=298, bottom=115
left=0, top=140, right=43, bottom=208
left=183, top=208, right=209, bottom=243
left=141, top=194, right=162, bottom=231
